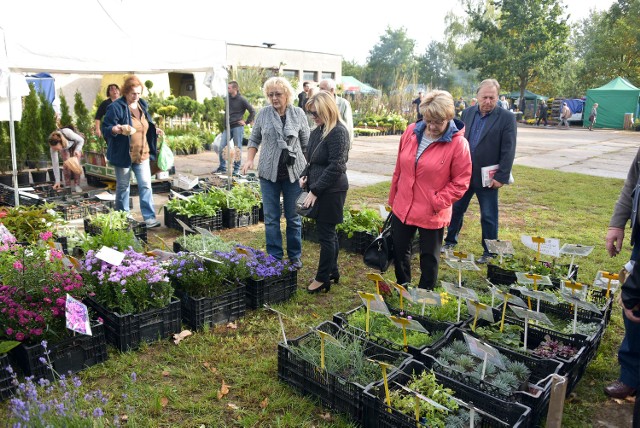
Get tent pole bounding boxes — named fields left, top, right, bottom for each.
left=225, top=85, right=231, bottom=191
left=7, top=72, right=19, bottom=206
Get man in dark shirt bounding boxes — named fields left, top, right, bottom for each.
left=297, top=81, right=310, bottom=112
left=412, top=91, right=423, bottom=121
left=215, top=81, right=256, bottom=174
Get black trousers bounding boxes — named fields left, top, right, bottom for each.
left=391, top=216, right=444, bottom=289
left=315, top=220, right=339, bottom=283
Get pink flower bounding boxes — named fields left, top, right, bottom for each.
left=39, top=231, right=53, bottom=241
left=12, top=260, right=23, bottom=270
left=5, top=328, right=13, bottom=336
left=15, top=332, right=24, bottom=341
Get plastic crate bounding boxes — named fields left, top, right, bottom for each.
left=302, top=220, right=320, bottom=243
left=465, top=309, right=588, bottom=397
left=222, top=205, right=260, bottom=229
left=174, top=283, right=246, bottom=330
left=129, top=179, right=171, bottom=196
left=84, top=297, right=182, bottom=352
left=338, top=230, right=376, bottom=254
left=332, top=305, right=455, bottom=359
left=8, top=322, right=108, bottom=381
left=277, top=321, right=411, bottom=423
left=83, top=217, right=147, bottom=243
left=164, top=206, right=223, bottom=232
left=487, top=263, right=578, bottom=287
left=0, top=354, right=15, bottom=402
left=363, top=359, right=532, bottom=428
left=245, top=270, right=298, bottom=309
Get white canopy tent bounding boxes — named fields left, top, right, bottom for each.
left=0, top=0, right=228, bottom=204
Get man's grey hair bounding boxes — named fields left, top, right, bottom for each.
left=319, top=78, right=337, bottom=93
left=477, top=79, right=501, bottom=94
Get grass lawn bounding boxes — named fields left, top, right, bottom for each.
left=0, top=164, right=630, bottom=426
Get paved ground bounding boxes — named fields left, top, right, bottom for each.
left=95, top=124, right=640, bottom=221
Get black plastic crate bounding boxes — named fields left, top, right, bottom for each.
left=245, top=270, right=297, bottom=309
left=0, top=354, right=16, bottom=402
left=222, top=206, right=260, bottom=229
left=130, top=179, right=171, bottom=196
left=84, top=297, right=182, bottom=352
left=332, top=305, right=455, bottom=358
left=363, top=359, right=532, bottom=428
left=464, top=309, right=588, bottom=397
left=83, top=217, right=147, bottom=243
left=164, top=206, right=223, bottom=232
left=174, top=284, right=246, bottom=330
left=302, top=220, right=320, bottom=243
left=8, top=322, right=108, bottom=382
left=338, top=230, right=376, bottom=254
left=277, top=321, right=411, bottom=423
left=422, top=327, right=561, bottom=427
left=487, top=263, right=578, bottom=287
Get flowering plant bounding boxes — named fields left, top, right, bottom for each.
left=81, top=247, right=173, bottom=314
left=0, top=232, right=88, bottom=343
left=167, top=251, right=248, bottom=298
left=234, top=245, right=295, bottom=279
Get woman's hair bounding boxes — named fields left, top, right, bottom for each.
left=306, top=91, right=340, bottom=139
left=420, top=90, right=455, bottom=121
left=105, top=83, right=120, bottom=97
left=48, top=130, right=68, bottom=148
left=121, top=75, right=143, bottom=96
left=262, top=77, right=295, bottom=106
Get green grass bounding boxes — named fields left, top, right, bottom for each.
left=0, top=164, right=628, bottom=426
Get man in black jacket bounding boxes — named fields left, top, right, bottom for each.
left=215, top=81, right=256, bottom=174
left=443, top=79, right=517, bottom=263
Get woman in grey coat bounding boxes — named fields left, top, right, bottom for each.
left=242, top=77, right=310, bottom=266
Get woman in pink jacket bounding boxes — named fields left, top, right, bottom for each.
left=388, top=90, right=472, bottom=289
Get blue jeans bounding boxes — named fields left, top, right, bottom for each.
left=218, top=126, right=245, bottom=172
left=114, top=159, right=156, bottom=221
left=259, top=178, right=302, bottom=260
left=619, top=237, right=640, bottom=388
left=445, top=184, right=499, bottom=256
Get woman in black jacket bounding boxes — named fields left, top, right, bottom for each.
left=299, top=92, right=349, bottom=293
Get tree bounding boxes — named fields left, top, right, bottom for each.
left=18, top=84, right=40, bottom=169
left=417, top=41, right=452, bottom=90
left=59, top=94, right=72, bottom=128
left=342, top=59, right=366, bottom=82
left=461, top=0, right=570, bottom=106
left=39, top=92, right=57, bottom=154
left=364, top=27, right=417, bottom=93
left=73, top=90, right=92, bottom=139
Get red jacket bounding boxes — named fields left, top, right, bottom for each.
left=388, top=119, right=472, bottom=229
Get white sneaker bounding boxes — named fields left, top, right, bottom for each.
left=145, top=218, right=161, bottom=228
left=74, top=186, right=83, bottom=193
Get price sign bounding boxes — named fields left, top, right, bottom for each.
left=467, top=299, right=495, bottom=324
left=410, top=288, right=442, bottom=306
left=512, top=286, right=558, bottom=304
left=593, top=271, right=619, bottom=297
left=561, top=281, right=588, bottom=301
left=394, top=382, right=451, bottom=412
left=175, top=217, right=194, bottom=234
left=484, top=239, right=515, bottom=256
left=516, top=272, right=552, bottom=287
left=393, top=283, right=414, bottom=302
left=510, top=305, right=553, bottom=326
left=388, top=315, right=429, bottom=333
left=170, top=189, right=190, bottom=201
left=494, top=288, right=527, bottom=308
left=441, top=281, right=478, bottom=301
left=65, top=294, right=92, bottom=336
left=358, top=292, right=391, bottom=316
left=521, top=235, right=560, bottom=257
left=443, top=258, right=480, bottom=271
left=463, top=332, right=505, bottom=370
left=95, top=246, right=124, bottom=266
left=560, top=244, right=594, bottom=257
left=560, top=292, right=603, bottom=314
left=194, top=226, right=215, bottom=237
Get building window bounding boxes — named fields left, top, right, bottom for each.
left=303, top=71, right=317, bottom=82
left=321, top=72, right=335, bottom=80
left=282, top=69, right=297, bottom=79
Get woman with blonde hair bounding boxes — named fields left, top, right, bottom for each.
left=299, top=91, right=349, bottom=293
left=388, top=89, right=472, bottom=289
left=242, top=77, right=310, bottom=267
left=48, top=127, right=84, bottom=192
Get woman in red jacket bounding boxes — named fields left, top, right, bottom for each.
left=388, top=90, right=472, bottom=289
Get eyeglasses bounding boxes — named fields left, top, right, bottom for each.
left=425, top=119, right=447, bottom=126
left=308, top=110, right=319, bottom=119
left=267, top=92, right=284, bottom=98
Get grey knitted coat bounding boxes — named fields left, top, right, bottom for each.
left=248, top=104, right=310, bottom=183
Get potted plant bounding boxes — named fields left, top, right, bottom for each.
left=0, top=232, right=107, bottom=381
left=172, top=232, right=236, bottom=254
left=81, top=247, right=180, bottom=351
left=222, top=184, right=261, bottom=228
left=164, top=187, right=226, bottom=231
left=336, top=206, right=384, bottom=253
left=167, top=251, right=249, bottom=330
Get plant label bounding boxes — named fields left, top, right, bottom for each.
left=516, top=272, right=553, bottom=287
left=513, top=286, right=558, bottom=304
left=484, top=239, right=515, bottom=256
left=441, top=281, right=478, bottom=301
left=560, top=292, right=602, bottom=314
left=561, top=281, right=588, bottom=300
left=94, top=191, right=116, bottom=201
left=175, top=217, right=194, bottom=233
left=65, top=294, right=92, bottom=336
left=388, top=315, right=429, bottom=333
left=394, top=382, right=451, bottom=412
left=0, top=224, right=15, bottom=243
left=560, top=243, right=594, bottom=257
left=393, top=283, right=414, bottom=302
left=95, top=246, right=125, bottom=266
left=443, top=258, right=480, bottom=271
left=462, top=332, right=505, bottom=369
left=358, top=291, right=391, bottom=316
left=410, top=288, right=442, bottom=306
left=378, top=204, right=390, bottom=218
left=510, top=305, right=554, bottom=326
left=593, top=271, right=619, bottom=293
left=194, top=226, right=215, bottom=237
left=466, top=300, right=495, bottom=323
left=521, top=235, right=560, bottom=257
left=493, top=288, right=528, bottom=308
left=315, top=330, right=344, bottom=348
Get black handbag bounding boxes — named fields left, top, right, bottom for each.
left=296, top=191, right=313, bottom=217
left=363, top=212, right=394, bottom=272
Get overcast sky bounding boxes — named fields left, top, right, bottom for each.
left=140, top=0, right=615, bottom=64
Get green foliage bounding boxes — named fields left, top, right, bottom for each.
left=224, top=184, right=261, bottom=215
left=166, top=252, right=247, bottom=298
left=73, top=90, right=92, bottom=139
left=59, top=94, right=73, bottom=128
left=174, top=233, right=236, bottom=255
left=165, top=134, right=204, bottom=155
left=0, top=204, right=61, bottom=243
left=365, top=27, right=417, bottom=93
left=80, top=227, right=142, bottom=254
left=18, top=84, right=40, bottom=169
left=0, top=122, right=10, bottom=173
left=86, top=211, right=131, bottom=230
left=336, top=206, right=384, bottom=238
left=166, top=188, right=227, bottom=217
left=38, top=91, right=56, bottom=161
left=474, top=323, right=523, bottom=348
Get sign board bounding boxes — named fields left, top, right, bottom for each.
left=466, top=299, right=495, bottom=323
left=65, top=294, right=92, bottom=336
left=194, top=226, right=215, bottom=237
left=315, top=330, right=344, bottom=348
left=560, top=292, right=603, bottom=314
left=442, top=281, right=478, bottom=301
left=515, top=272, right=553, bottom=287
left=462, top=332, right=505, bottom=369
left=560, top=243, right=594, bottom=257
left=410, top=288, right=442, bottom=306
left=510, top=305, right=554, bottom=326
left=485, top=239, right=515, bottom=256
left=513, top=286, right=559, bottom=304
left=175, top=217, right=194, bottom=233
left=443, top=258, right=480, bottom=271
left=491, top=287, right=528, bottom=308
left=95, top=246, right=124, bottom=266
left=388, top=315, right=429, bottom=333
left=358, top=292, right=391, bottom=316
left=521, top=235, right=560, bottom=257
left=560, top=281, right=588, bottom=301
left=593, top=271, right=620, bottom=293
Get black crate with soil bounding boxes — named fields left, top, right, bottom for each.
left=222, top=205, right=260, bottom=229
left=363, top=359, right=533, bottom=428
left=84, top=297, right=182, bottom=352
left=83, top=217, right=147, bottom=243
left=164, top=206, right=223, bottom=232
left=245, top=270, right=298, bottom=309
left=174, top=284, right=246, bottom=330
left=487, top=262, right=578, bottom=287
left=0, top=353, right=16, bottom=401
left=277, top=321, right=411, bottom=423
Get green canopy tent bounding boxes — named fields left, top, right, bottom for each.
left=585, top=77, right=640, bottom=129
left=505, top=90, right=548, bottom=119
left=341, top=76, right=381, bottom=96
left=506, top=89, right=548, bottom=101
